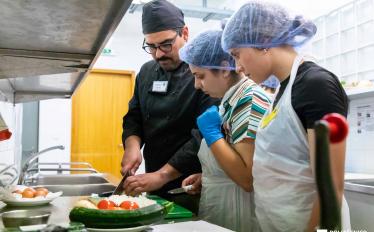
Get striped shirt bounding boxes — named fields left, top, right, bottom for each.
left=220, top=77, right=271, bottom=144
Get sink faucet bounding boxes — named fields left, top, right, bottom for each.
left=18, top=145, right=65, bottom=185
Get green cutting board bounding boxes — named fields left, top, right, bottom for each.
left=147, top=195, right=193, bottom=219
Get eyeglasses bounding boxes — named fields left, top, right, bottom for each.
left=142, top=33, right=179, bottom=54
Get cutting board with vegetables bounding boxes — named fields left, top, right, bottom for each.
left=147, top=195, right=194, bottom=219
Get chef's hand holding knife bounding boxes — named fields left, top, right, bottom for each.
left=123, top=163, right=181, bottom=196
left=121, top=136, right=142, bottom=176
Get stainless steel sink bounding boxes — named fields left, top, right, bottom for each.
left=24, top=172, right=120, bottom=196
left=28, top=174, right=110, bottom=185
left=345, top=179, right=374, bottom=195
left=36, top=183, right=116, bottom=196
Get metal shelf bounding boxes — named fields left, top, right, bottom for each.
left=0, top=0, right=133, bottom=104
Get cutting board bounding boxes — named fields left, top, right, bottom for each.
left=147, top=195, right=193, bottom=219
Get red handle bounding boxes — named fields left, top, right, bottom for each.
left=0, top=129, right=12, bottom=141
left=322, top=113, right=349, bottom=143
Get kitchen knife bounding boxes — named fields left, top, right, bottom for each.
left=167, top=185, right=193, bottom=194
left=112, top=172, right=130, bottom=195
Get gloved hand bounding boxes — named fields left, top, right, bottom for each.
left=197, top=106, right=224, bottom=146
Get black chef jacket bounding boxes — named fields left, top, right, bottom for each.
left=122, top=60, right=219, bottom=198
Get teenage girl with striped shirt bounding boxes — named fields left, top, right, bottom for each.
left=178, top=30, right=271, bottom=232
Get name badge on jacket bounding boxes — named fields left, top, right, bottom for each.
left=152, top=81, right=168, bottom=93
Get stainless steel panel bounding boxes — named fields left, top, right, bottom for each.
left=10, top=72, right=84, bottom=103
left=36, top=184, right=116, bottom=196
left=0, top=0, right=125, bottom=53
left=29, top=174, right=110, bottom=185
left=345, top=179, right=374, bottom=195
left=0, top=56, right=80, bottom=79
left=0, top=78, right=14, bottom=102
left=345, top=190, right=374, bottom=231
left=0, top=0, right=133, bottom=103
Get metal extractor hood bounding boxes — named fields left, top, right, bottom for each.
left=0, top=0, right=133, bottom=103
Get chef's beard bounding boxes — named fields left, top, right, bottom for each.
left=157, top=56, right=181, bottom=71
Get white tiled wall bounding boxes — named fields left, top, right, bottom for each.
left=311, top=0, right=374, bottom=83
left=0, top=102, right=22, bottom=169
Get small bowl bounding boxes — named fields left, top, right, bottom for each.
left=1, top=209, right=51, bottom=227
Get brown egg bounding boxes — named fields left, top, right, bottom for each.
left=35, top=187, right=49, bottom=194
left=35, top=190, right=48, bottom=197
left=24, top=187, right=36, bottom=194
left=12, top=189, right=23, bottom=194
left=22, top=189, right=35, bottom=198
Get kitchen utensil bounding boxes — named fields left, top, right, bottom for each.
left=112, top=172, right=130, bottom=195
left=1, top=209, right=51, bottom=227
left=167, top=185, right=193, bottom=194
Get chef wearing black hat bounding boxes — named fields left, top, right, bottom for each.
left=121, top=0, right=219, bottom=212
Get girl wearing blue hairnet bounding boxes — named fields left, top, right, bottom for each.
left=222, top=1, right=350, bottom=231
left=179, top=30, right=271, bottom=232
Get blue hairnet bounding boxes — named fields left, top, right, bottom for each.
left=179, top=30, right=235, bottom=71
left=261, top=75, right=279, bottom=89
left=222, top=1, right=317, bottom=51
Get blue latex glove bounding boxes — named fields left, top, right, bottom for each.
left=197, top=106, right=224, bottom=146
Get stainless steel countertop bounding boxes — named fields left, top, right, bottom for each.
left=344, top=172, right=374, bottom=195
left=345, top=180, right=374, bottom=195
left=0, top=172, right=200, bottom=229
left=0, top=196, right=82, bottom=228
left=0, top=174, right=121, bottom=228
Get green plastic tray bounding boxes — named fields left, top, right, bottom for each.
left=147, top=195, right=193, bottom=219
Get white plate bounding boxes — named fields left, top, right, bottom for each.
left=87, top=225, right=149, bottom=232
left=0, top=191, right=63, bottom=207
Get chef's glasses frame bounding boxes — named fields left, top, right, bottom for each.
left=142, top=29, right=182, bottom=54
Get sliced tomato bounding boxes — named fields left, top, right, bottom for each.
left=322, top=113, right=349, bottom=143
left=97, top=199, right=116, bottom=210
left=119, top=201, right=139, bottom=210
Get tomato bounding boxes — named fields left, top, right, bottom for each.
left=119, top=201, right=139, bottom=210
left=97, top=199, right=116, bottom=210
left=322, top=113, right=349, bottom=143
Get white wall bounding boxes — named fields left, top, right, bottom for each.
left=94, top=11, right=221, bottom=72
left=0, top=102, right=22, bottom=168
left=38, top=99, right=71, bottom=165
left=94, top=0, right=355, bottom=73
left=229, top=0, right=354, bottom=18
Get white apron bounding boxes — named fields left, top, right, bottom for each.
left=198, top=140, right=260, bottom=232
left=253, top=54, right=351, bottom=231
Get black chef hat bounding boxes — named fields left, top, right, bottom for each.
left=142, top=0, right=185, bottom=34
